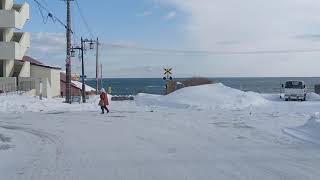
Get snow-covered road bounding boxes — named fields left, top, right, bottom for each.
left=1, top=84, right=320, bottom=179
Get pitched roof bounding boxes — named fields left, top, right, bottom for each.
left=20, top=56, right=62, bottom=70
left=60, top=72, right=96, bottom=92
left=22, top=56, right=43, bottom=65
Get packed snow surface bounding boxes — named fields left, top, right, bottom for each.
left=1, top=84, right=320, bottom=180
left=0, top=94, right=109, bottom=113
left=283, top=113, right=320, bottom=145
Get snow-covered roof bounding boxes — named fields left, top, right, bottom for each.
left=71, top=80, right=96, bottom=92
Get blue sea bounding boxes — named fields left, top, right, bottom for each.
left=86, top=77, right=320, bottom=96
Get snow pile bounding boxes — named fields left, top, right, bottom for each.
left=136, top=83, right=269, bottom=110
left=283, top=113, right=320, bottom=145
left=306, top=92, right=320, bottom=101
left=0, top=95, right=106, bottom=113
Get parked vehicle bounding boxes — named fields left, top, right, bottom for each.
left=282, top=80, right=307, bottom=101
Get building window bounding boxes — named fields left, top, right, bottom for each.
left=0, top=0, right=3, bottom=10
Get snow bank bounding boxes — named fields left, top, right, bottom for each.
left=307, top=92, right=320, bottom=101
left=0, top=95, right=107, bottom=113
left=136, top=83, right=268, bottom=110
left=283, top=113, right=320, bottom=145
left=261, top=92, right=320, bottom=102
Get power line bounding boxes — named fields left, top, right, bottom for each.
left=74, top=0, right=94, bottom=38
left=31, top=1, right=320, bottom=56
left=32, top=0, right=72, bottom=32
left=100, top=43, right=320, bottom=55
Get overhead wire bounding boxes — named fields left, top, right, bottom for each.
left=32, top=0, right=72, bottom=33
left=100, top=43, right=320, bottom=56
left=74, top=0, right=94, bottom=39
left=31, top=0, right=320, bottom=57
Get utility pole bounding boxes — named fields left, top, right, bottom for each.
left=71, top=38, right=95, bottom=103
left=96, top=37, right=99, bottom=94
left=81, top=37, right=86, bottom=103
left=100, top=63, right=103, bottom=89
left=65, top=0, right=73, bottom=103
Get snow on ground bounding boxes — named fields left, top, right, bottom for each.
left=283, top=113, right=320, bottom=145
left=1, top=84, right=320, bottom=179
left=0, top=94, right=112, bottom=113
left=136, top=83, right=269, bottom=110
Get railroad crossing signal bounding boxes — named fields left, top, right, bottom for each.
left=163, top=68, right=173, bottom=80
left=164, top=68, right=172, bottom=76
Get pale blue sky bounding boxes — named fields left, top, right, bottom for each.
left=20, top=0, right=193, bottom=78
left=16, top=0, right=320, bottom=77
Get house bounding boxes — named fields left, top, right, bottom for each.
left=60, top=72, right=96, bottom=97
left=21, top=56, right=62, bottom=98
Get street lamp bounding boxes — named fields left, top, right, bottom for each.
left=70, top=48, right=76, bottom=58
left=71, top=37, right=96, bottom=103
left=89, top=42, right=94, bottom=50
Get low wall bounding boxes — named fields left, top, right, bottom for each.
left=0, top=77, right=17, bottom=92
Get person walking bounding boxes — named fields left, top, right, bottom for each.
left=99, top=88, right=109, bottom=114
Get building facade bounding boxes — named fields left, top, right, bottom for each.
left=0, top=0, right=30, bottom=77
left=0, top=1, right=62, bottom=98
left=21, top=56, right=62, bottom=98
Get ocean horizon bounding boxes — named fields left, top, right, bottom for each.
left=85, top=77, right=320, bottom=95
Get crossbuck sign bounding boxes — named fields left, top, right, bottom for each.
left=163, top=68, right=173, bottom=81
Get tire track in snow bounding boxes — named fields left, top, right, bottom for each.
left=0, top=125, right=72, bottom=179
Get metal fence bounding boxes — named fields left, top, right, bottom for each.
left=0, top=77, right=17, bottom=94
left=0, top=77, right=39, bottom=95
left=17, top=77, right=37, bottom=92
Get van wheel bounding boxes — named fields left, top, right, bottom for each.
left=285, top=98, right=288, bottom=101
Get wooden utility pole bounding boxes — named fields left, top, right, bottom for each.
left=80, top=37, right=86, bottom=103
left=96, top=37, right=99, bottom=94
left=65, top=0, right=73, bottom=103
left=100, top=63, right=103, bottom=89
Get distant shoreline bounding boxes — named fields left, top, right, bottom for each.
left=86, top=77, right=320, bottom=80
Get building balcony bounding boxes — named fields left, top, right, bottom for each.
left=0, top=32, right=30, bottom=60
left=0, top=2, right=29, bottom=29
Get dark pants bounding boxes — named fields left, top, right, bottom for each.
left=101, top=105, right=109, bottom=114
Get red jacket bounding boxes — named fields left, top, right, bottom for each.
left=100, top=92, right=109, bottom=106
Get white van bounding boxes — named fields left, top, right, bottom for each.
left=282, top=81, right=307, bottom=101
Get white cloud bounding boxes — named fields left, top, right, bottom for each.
left=25, top=32, right=66, bottom=68
left=30, top=32, right=66, bottom=54
left=155, top=0, right=320, bottom=76
left=165, top=11, right=177, bottom=20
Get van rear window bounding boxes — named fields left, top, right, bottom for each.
left=285, top=81, right=304, bottom=89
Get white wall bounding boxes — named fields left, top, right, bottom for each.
left=50, top=68, right=61, bottom=98
left=19, top=61, right=30, bottom=77
left=4, top=59, right=13, bottom=77
left=0, top=2, right=29, bottom=29
left=2, top=28, right=12, bottom=42
left=30, top=65, right=61, bottom=98
left=5, top=0, right=13, bottom=10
